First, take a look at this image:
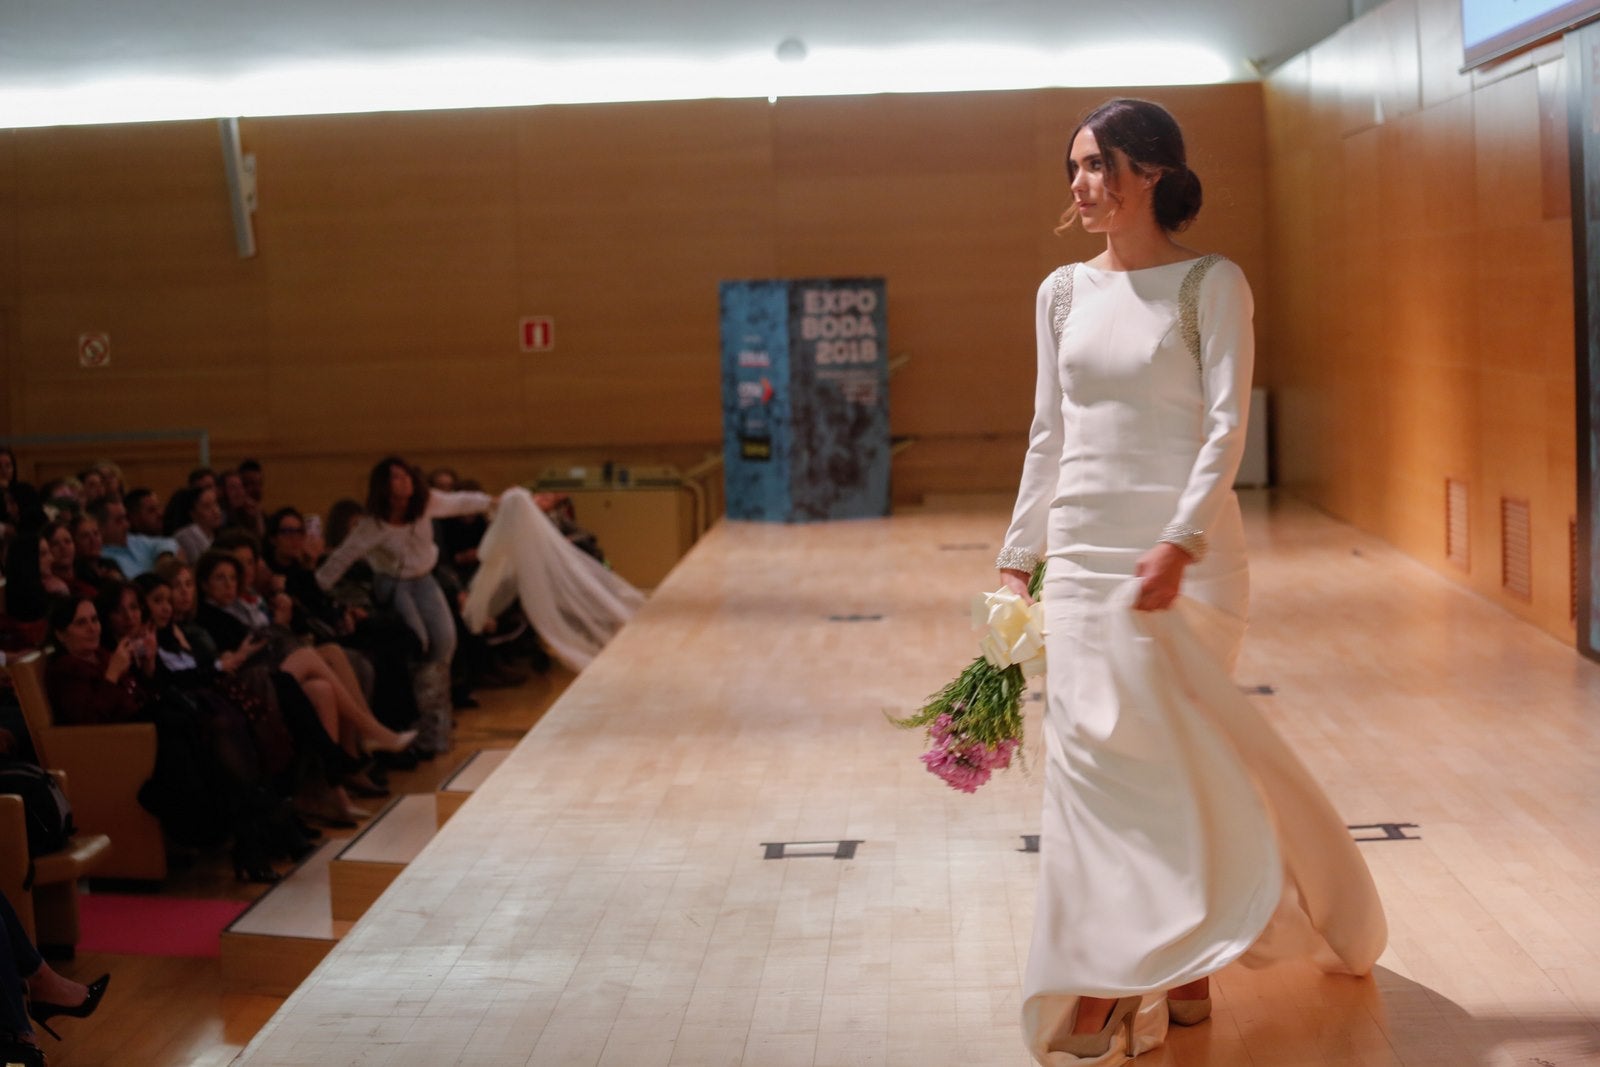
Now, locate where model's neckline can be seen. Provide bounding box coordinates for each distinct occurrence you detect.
[1077,255,1209,275]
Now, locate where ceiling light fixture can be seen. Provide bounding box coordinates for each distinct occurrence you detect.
[0,42,1234,129]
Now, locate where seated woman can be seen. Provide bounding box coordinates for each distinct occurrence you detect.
[192,553,413,793]
[52,588,312,883]
[316,457,496,756]
[41,521,92,600]
[171,485,225,564]
[264,508,420,742]
[0,890,106,1064]
[1,530,57,653]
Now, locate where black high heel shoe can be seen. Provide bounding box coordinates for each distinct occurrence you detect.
[28,973,109,1040]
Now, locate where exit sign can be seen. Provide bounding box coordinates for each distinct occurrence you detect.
[519,316,554,352]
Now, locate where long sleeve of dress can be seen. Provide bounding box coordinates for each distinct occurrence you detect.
[999,273,1065,572]
[1168,260,1255,538]
[314,519,384,591]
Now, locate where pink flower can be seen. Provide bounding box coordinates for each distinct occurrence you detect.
[920,725,1017,793]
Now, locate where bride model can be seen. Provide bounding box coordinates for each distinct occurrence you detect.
[998,99,1387,1063]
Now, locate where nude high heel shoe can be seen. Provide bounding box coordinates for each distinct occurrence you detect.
[1050,995,1142,1059]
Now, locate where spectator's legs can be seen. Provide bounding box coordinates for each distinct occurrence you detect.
[0,893,38,1038]
[390,575,457,755]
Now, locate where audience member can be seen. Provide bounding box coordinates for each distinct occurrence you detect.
[0,890,105,1062]
[316,457,495,756]
[123,488,165,537]
[172,485,225,563]
[93,497,179,579]
[69,513,120,588]
[220,469,264,538]
[43,520,94,599]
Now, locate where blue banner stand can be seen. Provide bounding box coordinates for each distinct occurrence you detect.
[719,278,890,522]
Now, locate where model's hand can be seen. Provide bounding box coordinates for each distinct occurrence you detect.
[1134,542,1191,611]
[998,568,1034,605]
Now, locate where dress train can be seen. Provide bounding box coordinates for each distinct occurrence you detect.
[461,487,645,671]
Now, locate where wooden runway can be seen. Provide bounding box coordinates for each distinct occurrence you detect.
[232,492,1600,1067]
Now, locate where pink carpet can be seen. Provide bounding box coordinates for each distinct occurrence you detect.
[77,893,249,958]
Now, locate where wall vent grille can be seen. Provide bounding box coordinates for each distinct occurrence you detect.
[1445,479,1470,570]
[1501,497,1532,602]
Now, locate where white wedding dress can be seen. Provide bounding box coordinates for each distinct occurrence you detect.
[461,487,645,672]
[1000,257,1387,1063]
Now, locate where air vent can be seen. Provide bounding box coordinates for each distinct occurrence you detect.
[1445,479,1470,570]
[1501,497,1531,601]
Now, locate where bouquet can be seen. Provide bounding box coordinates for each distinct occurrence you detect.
[891,562,1046,792]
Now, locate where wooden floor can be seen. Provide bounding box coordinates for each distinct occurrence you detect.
[50,491,1600,1065]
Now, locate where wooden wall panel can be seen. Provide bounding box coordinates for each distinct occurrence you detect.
[513,99,779,448]
[0,84,1265,517]
[1265,0,1577,639]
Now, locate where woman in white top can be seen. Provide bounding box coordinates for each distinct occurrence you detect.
[316,457,492,755]
[999,99,1386,1063]
[172,485,225,564]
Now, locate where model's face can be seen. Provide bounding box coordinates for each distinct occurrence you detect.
[194,488,223,530]
[74,517,102,558]
[1068,127,1154,235]
[145,585,173,629]
[102,502,130,545]
[59,602,100,657]
[109,588,142,638]
[48,526,75,567]
[389,465,414,504]
[204,563,238,606]
[132,493,164,535]
[170,569,196,617]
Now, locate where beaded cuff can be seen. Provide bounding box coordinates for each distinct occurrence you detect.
[995,546,1041,573]
[1158,523,1208,563]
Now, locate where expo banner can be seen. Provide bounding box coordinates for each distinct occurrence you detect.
[719,277,890,522]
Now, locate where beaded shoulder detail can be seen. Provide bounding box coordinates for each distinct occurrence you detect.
[1178,253,1225,372]
[1049,263,1076,347]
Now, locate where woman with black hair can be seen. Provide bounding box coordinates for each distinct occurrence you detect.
[316,457,494,755]
[999,99,1386,1062]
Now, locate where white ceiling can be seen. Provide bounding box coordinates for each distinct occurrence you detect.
[0,0,1359,121]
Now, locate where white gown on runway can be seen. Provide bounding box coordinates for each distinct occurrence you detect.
[1000,257,1387,1063]
[462,487,645,672]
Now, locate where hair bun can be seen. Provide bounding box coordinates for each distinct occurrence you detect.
[1154,166,1203,232]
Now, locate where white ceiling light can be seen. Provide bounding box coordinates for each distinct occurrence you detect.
[0,41,1235,129]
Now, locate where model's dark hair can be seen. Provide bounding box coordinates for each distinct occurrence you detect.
[365,456,426,523]
[1061,98,1203,233]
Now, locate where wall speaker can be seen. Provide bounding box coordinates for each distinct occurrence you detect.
[218,117,257,259]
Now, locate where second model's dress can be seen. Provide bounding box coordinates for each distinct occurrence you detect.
[1000,256,1387,1064]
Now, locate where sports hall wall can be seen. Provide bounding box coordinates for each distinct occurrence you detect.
[0,84,1266,520]
[1263,0,1575,640]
